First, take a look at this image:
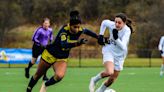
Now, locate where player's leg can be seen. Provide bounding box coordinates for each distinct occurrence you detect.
[95,61,115,92]
[39,47,49,81]
[46,60,67,86]
[89,61,114,92]
[25,57,37,78]
[96,70,120,92]
[26,58,51,92]
[40,60,67,92]
[43,70,49,80]
[89,52,114,92]
[160,56,164,76]
[25,44,41,78]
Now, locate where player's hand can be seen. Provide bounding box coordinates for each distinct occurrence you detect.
[98,35,105,45]
[77,38,88,46]
[160,50,163,54]
[112,29,118,40]
[104,37,110,43]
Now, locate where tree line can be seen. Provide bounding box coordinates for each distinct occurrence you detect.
[0,0,164,57]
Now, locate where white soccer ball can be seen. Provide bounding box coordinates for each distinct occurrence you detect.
[104,89,116,92]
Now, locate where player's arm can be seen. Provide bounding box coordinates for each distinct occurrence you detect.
[83,28,98,39]
[98,20,114,45]
[158,37,164,51]
[60,33,87,49]
[114,29,131,51]
[158,37,164,54]
[32,29,41,44]
[49,30,54,43]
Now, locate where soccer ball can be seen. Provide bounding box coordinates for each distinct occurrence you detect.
[104,89,116,92]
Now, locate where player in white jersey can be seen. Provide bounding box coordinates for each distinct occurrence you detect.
[158,36,164,77]
[89,13,133,92]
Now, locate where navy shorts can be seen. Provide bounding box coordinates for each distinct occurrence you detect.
[32,43,45,58]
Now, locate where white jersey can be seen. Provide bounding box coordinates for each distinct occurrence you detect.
[158,36,164,51]
[100,20,131,61]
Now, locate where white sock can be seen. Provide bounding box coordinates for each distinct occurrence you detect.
[96,83,107,92]
[161,64,164,71]
[92,73,102,83]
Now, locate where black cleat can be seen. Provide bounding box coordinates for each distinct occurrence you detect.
[43,76,49,81]
[26,87,31,92]
[25,68,30,78]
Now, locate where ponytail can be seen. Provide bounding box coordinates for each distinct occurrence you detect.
[126,18,134,34]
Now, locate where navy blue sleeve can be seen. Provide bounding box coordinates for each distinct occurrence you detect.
[83,28,98,39]
[60,33,78,49]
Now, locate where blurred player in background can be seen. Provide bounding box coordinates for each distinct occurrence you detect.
[89,13,133,92]
[158,36,164,77]
[26,10,98,92]
[25,17,53,80]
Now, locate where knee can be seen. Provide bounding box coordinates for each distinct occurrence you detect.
[33,73,42,80]
[33,74,40,80]
[55,73,65,81]
[31,60,36,64]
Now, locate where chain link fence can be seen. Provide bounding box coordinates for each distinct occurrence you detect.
[68,47,162,67]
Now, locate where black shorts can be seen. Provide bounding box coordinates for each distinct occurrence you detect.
[32,43,45,58]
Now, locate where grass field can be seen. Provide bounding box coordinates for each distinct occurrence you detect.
[0,58,162,68]
[0,67,163,92]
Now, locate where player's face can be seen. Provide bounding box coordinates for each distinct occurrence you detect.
[43,20,50,30]
[70,24,81,34]
[115,17,125,30]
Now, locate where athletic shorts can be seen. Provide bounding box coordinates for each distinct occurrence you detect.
[102,51,124,71]
[41,49,67,64]
[32,43,45,58]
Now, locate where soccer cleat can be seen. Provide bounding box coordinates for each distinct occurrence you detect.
[95,87,101,92]
[26,87,31,92]
[160,71,163,77]
[25,68,30,78]
[89,77,96,92]
[104,89,116,92]
[43,76,49,81]
[40,82,47,92]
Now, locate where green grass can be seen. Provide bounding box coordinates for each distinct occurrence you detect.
[0,67,163,92]
[67,58,162,67]
[0,58,162,68]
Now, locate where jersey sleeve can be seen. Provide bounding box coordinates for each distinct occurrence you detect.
[83,28,98,39]
[99,20,114,35]
[32,28,41,44]
[49,30,53,42]
[158,37,164,51]
[60,32,77,49]
[115,29,131,51]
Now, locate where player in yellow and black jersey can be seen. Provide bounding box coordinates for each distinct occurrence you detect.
[26,10,98,92]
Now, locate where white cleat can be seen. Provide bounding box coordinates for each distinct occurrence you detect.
[89,77,96,92]
[104,89,116,92]
[39,82,47,92]
[95,87,103,92]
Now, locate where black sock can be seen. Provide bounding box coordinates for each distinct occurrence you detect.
[45,76,61,87]
[27,62,33,69]
[43,71,47,77]
[27,76,38,91]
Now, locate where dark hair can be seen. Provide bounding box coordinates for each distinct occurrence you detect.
[70,10,81,25]
[115,13,133,33]
[41,17,50,26]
